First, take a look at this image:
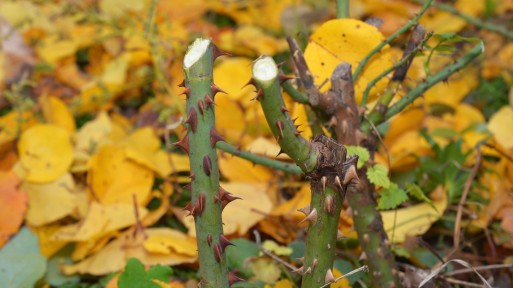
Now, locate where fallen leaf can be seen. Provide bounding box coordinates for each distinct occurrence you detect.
[18,124,74,183]
[488,106,513,150]
[0,171,27,248]
[40,95,76,134]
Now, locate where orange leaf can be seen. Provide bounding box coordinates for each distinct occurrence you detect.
[0,171,27,248]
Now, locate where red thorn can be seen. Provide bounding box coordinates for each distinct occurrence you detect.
[203,155,212,176]
[280,105,289,114]
[178,86,191,98]
[204,93,216,108]
[183,182,191,191]
[210,127,225,148]
[211,83,226,98]
[178,79,185,87]
[219,187,241,210]
[213,243,222,262]
[212,43,231,60]
[294,131,301,136]
[189,173,195,180]
[295,124,302,129]
[184,108,198,133]
[183,201,193,216]
[173,134,189,153]
[242,78,256,89]
[276,120,284,138]
[277,61,286,68]
[219,234,235,253]
[197,193,206,216]
[198,100,205,114]
[251,87,263,101]
[276,135,281,141]
[279,74,296,85]
[214,195,220,203]
[228,271,244,286]
[207,234,213,247]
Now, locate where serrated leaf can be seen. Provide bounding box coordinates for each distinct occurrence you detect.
[405,183,438,212]
[0,227,47,288]
[378,183,408,210]
[346,145,370,168]
[367,164,390,188]
[118,258,172,288]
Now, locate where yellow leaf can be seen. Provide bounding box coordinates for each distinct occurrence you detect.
[381,185,447,243]
[101,53,130,85]
[488,106,513,150]
[99,0,145,17]
[31,224,68,258]
[0,110,35,156]
[213,57,256,103]
[234,26,288,56]
[304,19,392,103]
[51,202,147,242]
[116,127,172,177]
[142,228,197,256]
[262,240,293,256]
[250,258,281,284]
[87,145,154,205]
[23,172,76,226]
[40,95,76,134]
[245,137,290,160]
[331,268,352,288]
[271,183,311,222]
[18,124,73,183]
[72,231,120,261]
[219,153,274,182]
[36,34,78,64]
[265,279,294,288]
[423,70,479,108]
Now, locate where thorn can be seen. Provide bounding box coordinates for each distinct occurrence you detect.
[173,134,189,153]
[213,243,222,262]
[178,79,185,87]
[321,176,327,193]
[312,258,318,269]
[276,120,284,138]
[279,74,295,85]
[222,194,241,210]
[296,256,305,263]
[294,131,302,136]
[183,182,191,191]
[196,193,206,216]
[324,195,334,214]
[280,105,289,114]
[295,124,302,130]
[343,165,359,185]
[276,135,281,141]
[325,269,336,284]
[203,155,212,176]
[204,93,215,108]
[293,266,304,275]
[335,176,343,190]
[212,43,231,60]
[305,267,312,274]
[178,86,191,98]
[228,271,243,286]
[299,208,317,225]
[183,201,192,216]
[276,148,285,157]
[211,83,227,98]
[359,252,367,261]
[277,61,286,68]
[189,173,195,180]
[298,204,311,216]
[251,87,264,101]
[207,234,212,247]
[363,233,370,244]
[242,78,256,89]
[184,107,198,133]
[219,234,235,253]
[219,186,230,200]
[210,127,225,148]
[198,100,204,114]
[327,243,331,249]
[337,230,347,239]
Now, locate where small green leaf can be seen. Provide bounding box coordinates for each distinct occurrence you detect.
[367,164,390,189]
[346,145,370,168]
[226,238,260,277]
[0,227,47,288]
[392,246,411,258]
[378,183,408,210]
[405,183,438,212]
[118,258,172,288]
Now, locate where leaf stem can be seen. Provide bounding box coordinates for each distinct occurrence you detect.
[352,0,432,82]
[336,0,350,19]
[282,80,309,104]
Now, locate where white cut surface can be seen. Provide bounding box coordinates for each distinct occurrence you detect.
[184,38,211,68]
[253,56,277,81]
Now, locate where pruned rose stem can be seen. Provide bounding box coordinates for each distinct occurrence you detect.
[179,38,235,287]
[252,56,358,288]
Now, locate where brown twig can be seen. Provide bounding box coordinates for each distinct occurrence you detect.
[445,263,513,276]
[363,114,391,172]
[454,145,482,249]
[253,230,298,272]
[483,143,513,163]
[319,265,369,288]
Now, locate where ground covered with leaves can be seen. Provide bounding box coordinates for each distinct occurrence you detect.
[0,0,513,287]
